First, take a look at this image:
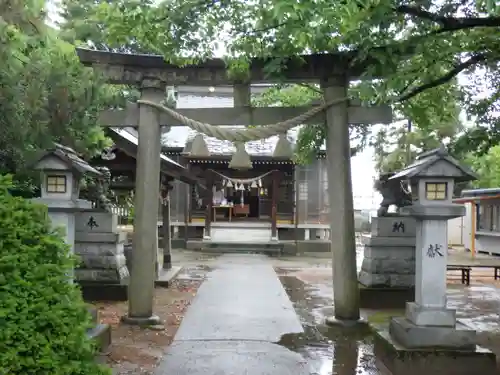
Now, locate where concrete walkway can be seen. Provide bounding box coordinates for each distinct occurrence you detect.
[155,254,309,375]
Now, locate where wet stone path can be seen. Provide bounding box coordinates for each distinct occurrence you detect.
[154,254,310,375]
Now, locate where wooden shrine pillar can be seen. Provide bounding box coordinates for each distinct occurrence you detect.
[184,162,191,244]
[204,171,213,240]
[271,171,280,241]
[294,172,300,244]
[124,79,164,326]
[321,76,360,322]
[184,185,190,243]
[161,177,174,269]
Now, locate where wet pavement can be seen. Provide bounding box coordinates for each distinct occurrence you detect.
[449,284,500,332]
[278,266,500,374]
[165,251,385,374]
[278,275,381,375]
[174,254,303,342]
[155,254,309,375]
[168,248,500,374]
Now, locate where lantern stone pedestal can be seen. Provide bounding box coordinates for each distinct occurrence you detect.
[358,216,416,308]
[75,211,130,301]
[372,146,496,375]
[32,144,112,352]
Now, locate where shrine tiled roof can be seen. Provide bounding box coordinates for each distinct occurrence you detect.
[164,94,301,155]
[183,128,298,156]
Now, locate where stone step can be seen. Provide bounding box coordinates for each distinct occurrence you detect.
[210,227,273,242]
[186,240,283,254]
[87,323,111,353]
[86,306,112,354]
[156,266,183,288]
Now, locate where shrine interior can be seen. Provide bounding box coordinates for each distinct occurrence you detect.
[187,158,295,223]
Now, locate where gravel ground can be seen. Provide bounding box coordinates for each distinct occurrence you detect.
[93,267,208,375]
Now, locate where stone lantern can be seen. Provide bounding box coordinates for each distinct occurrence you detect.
[33,144,101,256]
[373,145,496,375]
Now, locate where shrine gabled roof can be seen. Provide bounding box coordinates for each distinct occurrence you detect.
[107,128,205,187]
[109,128,183,168]
[390,145,478,182]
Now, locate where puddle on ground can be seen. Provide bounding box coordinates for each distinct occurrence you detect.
[447,284,500,332]
[279,275,382,375]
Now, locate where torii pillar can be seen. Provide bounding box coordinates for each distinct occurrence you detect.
[161,177,174,269]
[122,79,164,325]
[322,76,360,323]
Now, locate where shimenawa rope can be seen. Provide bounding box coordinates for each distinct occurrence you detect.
[137,97,348,142]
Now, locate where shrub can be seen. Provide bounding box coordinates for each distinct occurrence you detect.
[0,175,111,375]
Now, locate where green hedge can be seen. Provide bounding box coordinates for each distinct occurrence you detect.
[0,175,110,375]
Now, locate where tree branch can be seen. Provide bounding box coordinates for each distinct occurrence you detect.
[396,5,500,30]
[398,54,487,102]
[297,82,322,94]
[154,0,223,23]
[244,22,290,36]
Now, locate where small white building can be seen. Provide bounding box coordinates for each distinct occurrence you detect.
[451,188,500,255]
[447,211,468,247]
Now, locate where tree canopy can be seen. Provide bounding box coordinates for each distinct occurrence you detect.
[0,0,127,191]
[58,0,499,169]
[465,145,500,188]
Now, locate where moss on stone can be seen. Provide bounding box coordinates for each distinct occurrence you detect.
[367,310,404,324]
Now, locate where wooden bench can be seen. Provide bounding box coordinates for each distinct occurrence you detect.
[447,264,500,286]
[447,265,471,286]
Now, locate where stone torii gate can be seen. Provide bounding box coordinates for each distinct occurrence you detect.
[77,48,392,325]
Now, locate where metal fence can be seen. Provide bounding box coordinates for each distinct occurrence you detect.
[111,205,133,225]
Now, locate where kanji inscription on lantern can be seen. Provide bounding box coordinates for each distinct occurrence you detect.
[392,221,405,233]
[426,244,444,258]
[87,216,99,230]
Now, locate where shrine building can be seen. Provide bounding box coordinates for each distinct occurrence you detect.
[93,85,331,249]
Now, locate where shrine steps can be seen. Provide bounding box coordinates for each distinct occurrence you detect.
[185,226,283,254]
[186,240,283,255]
[210,226,273,242]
